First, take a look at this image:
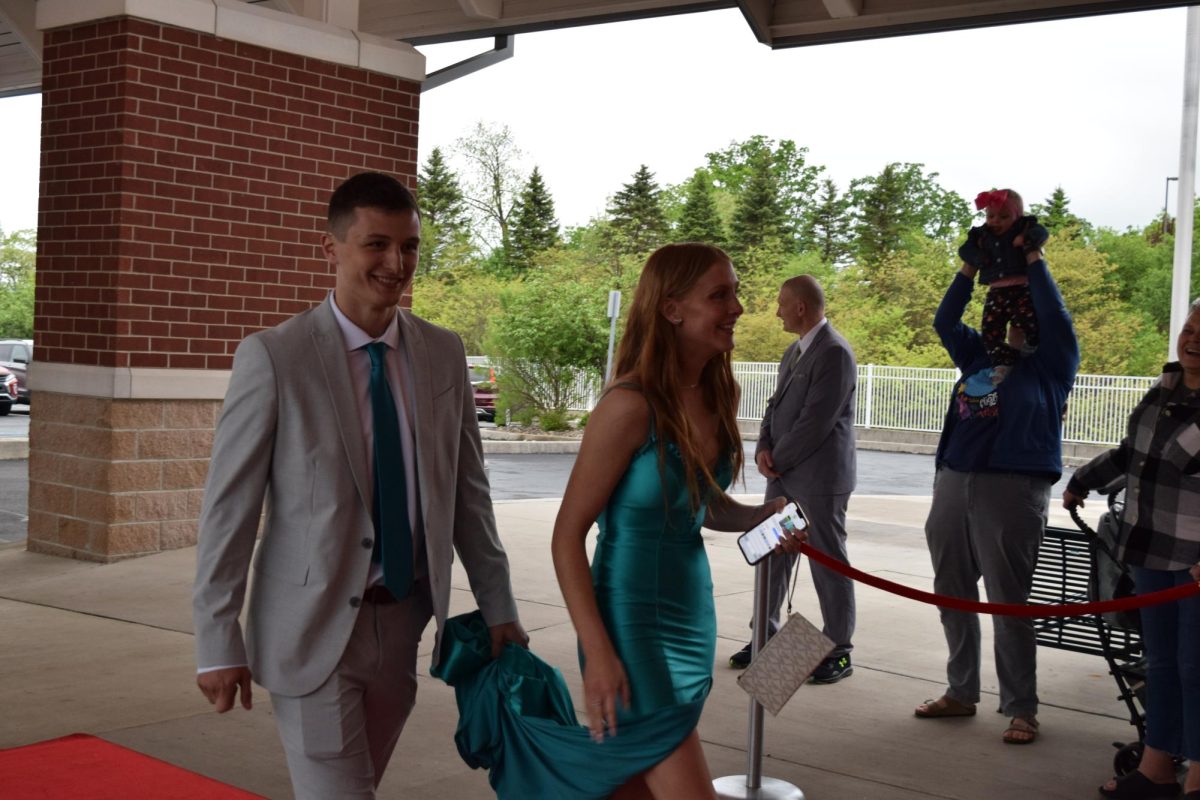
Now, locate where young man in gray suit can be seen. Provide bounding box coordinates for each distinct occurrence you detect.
[729,275,858,683]
[192,172,526,799]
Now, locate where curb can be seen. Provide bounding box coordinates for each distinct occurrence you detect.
[482,440,581,454]
[0,439,28,460]
[0,435,581,458]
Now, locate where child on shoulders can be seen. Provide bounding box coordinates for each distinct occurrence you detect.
[958,188,1049,384]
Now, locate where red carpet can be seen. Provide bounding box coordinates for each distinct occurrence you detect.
[0,734,266,799]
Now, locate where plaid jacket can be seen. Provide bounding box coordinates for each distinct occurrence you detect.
[1067,363,1200,571]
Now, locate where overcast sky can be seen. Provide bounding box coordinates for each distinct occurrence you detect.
[0,6,1195,235]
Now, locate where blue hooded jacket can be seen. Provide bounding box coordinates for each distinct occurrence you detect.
[933,259,1080,479]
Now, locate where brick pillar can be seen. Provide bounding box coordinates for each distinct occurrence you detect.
[29,3,424,561]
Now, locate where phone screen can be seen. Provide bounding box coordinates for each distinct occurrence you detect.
[738,522,783,565]
[737,502,806,565]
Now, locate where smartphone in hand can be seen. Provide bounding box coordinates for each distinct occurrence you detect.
[737,502,807,565]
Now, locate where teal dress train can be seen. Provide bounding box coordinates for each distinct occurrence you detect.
[434,434,733,799]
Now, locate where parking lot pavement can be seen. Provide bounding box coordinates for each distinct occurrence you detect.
[0,404,30,437]
[0,459,28,545]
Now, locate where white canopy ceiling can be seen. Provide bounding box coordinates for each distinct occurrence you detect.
[0,0,1192,96]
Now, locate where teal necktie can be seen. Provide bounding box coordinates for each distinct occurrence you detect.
[365,342,413,600]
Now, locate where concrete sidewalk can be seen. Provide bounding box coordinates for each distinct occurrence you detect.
[0,495,1131,799]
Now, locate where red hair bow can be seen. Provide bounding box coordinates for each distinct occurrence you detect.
[974,190,1009,211]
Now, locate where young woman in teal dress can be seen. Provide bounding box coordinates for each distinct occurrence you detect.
[552,243,804,799]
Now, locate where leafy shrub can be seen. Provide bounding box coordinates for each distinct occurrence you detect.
[539,408,571,432]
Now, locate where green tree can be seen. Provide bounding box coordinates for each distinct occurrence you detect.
[848,163,971,264]
[704,136,823,252]
[562,219,646,281]
[1030,186,1089,239]
[1094,225,1174,332]
[486,263,611,413]
[832,236,965,367]
[675,170,725,247]
[1045,234,1150,375]
[509,166,560,273]
[0,228,35,338]
[799,177,852,265]
[411,270,505,355]
[729,149,788,262]
[416,147,472,275]
[606,165,669,257]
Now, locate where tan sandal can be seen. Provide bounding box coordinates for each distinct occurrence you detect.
[914,695,977,718]
[1002,715,1039,744]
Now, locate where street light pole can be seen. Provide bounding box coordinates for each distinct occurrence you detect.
[1164,176,1178,235]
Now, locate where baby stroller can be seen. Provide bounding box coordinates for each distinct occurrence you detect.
[1030,479,1146,776]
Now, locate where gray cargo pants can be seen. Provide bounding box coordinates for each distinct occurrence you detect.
[924,467,1051,717]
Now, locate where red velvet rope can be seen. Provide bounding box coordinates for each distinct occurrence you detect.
[798,543,1200,617]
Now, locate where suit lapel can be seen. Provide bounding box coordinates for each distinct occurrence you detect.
[311,299,372,512]
[775,340,800,389]
[775,324,830,400]
[397,311,434,526]
[795,324,828,367]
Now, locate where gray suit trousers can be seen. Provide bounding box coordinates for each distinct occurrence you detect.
[271,580,434,800]
[924,468,1050,717]
[764,487,855,657]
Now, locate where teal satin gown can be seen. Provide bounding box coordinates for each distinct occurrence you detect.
[434,434,732,799]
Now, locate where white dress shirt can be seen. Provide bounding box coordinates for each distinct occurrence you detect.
[794,317,828,363]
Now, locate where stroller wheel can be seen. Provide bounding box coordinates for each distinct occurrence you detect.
[1112,741,1144,776]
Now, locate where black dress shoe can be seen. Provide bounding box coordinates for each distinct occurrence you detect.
[729,642,753,669]
[810,654,853,684]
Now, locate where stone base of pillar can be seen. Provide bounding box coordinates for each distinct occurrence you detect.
[26,393,219,562]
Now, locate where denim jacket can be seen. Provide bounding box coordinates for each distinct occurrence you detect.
[959,216,1044,285]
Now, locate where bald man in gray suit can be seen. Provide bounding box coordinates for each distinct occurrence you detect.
[193,173,525,799]
[730,275,857,683]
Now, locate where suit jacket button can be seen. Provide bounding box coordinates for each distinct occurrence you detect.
[361,538,373,549]
[349,596,362,608]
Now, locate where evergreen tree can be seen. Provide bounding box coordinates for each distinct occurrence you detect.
[800,178,852,265]
[509,166,560,273]
[848,162,970,264]
[851,164,906,264]
[729,149,787,258]
[704,136,822,253]
[416,147,470,275]
[675,170,725,247]
[419,147,465,227]
[607,165,668,256]
[1030,186,1088,238]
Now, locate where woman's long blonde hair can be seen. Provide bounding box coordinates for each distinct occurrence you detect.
[611,243,743,511]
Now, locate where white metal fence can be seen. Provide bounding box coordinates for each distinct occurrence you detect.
[467,357,1155,447]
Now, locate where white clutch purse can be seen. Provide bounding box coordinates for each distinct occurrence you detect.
[736,613,835,716]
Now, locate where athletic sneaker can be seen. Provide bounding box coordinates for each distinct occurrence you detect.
[810,654,853,684]
[729,642,753,669]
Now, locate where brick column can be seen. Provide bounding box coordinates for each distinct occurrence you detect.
[29,1,424,561]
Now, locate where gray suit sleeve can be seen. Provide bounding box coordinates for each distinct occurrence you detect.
[449,349,519,628]
[767,342,856,475]
[192,335,278,669]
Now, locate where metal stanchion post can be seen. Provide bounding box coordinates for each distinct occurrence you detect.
[713,557,804,800]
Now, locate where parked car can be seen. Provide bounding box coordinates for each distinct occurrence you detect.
[0,365,17,416]
[0,339,32,405]
[473,381,497,423]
